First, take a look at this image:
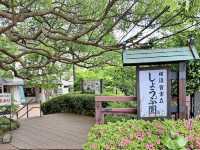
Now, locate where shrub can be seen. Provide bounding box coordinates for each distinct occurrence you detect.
[84,119,200,150]
[41,93,97,116]
[0,117,19,136]
[107,101,136,108]
[105,115,134,123]
[0,104,19,113]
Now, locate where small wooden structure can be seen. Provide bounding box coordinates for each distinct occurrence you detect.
[95,44,199,124]
[95,96,136,124]
[123,45,199,119]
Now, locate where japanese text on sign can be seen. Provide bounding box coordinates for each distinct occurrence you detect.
[0,93,11,106]
[139,69,168,118]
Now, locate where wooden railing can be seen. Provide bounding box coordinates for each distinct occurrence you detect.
[95,96,137,124]
[95,96,191,124]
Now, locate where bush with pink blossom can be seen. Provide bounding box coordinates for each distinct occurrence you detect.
[84,119,200,150]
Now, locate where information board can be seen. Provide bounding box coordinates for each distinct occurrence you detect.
[0,93,11,106]
[138,68,168,118]
[82,80,102,94]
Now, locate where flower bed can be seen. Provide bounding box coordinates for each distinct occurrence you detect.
[84,119,200,150]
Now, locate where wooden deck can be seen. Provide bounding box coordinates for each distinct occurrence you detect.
[10,113,95,149]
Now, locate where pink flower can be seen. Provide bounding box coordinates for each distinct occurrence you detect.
[90,143,97,149]
[186,135,194,142]
[195,138,200,149]
[146,131,152,137]
[157,128,164,135]
[105,144,110,150]
[145,143,155,150]
[120,138,131,146]
[185,119,193,130]
[175,131,180,136]
[156,140,161,145]
[135,131,145,141]
[155,123,164,135]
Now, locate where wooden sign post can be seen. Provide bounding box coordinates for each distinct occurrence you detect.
[123,44,199,119]
[178,62,187,119]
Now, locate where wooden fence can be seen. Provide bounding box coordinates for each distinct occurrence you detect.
[95,96,191,124]
[95,96,137,124]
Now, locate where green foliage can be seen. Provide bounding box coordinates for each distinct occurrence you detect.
[75,66,136,96]
[155,30,200,95]
[107,101,136,109]
[0,117,19,136]
[111,66,136,95]
[187,60,200,94]
[105,115,134,124]
[41,93,100,116]
[105,101,136,123]
[163,135,187,150]
[84,119,200,150]
[0,104,19,114]
[1,0,200,82]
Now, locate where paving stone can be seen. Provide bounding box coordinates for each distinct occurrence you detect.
[0,144,17,150]
[11,113,94,149]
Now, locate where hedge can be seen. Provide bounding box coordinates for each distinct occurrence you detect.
[41,93,98,116]
[84,119,200,150]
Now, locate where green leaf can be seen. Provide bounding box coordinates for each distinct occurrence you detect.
[163,136,176,149]
[176,136,187,148]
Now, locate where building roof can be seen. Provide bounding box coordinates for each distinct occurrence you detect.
[0,78,24,86]
[123,46,199,66]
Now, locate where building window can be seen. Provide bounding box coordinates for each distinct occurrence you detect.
[64,85,69,88]
[0,86,2,93]
[24,88,36,97]
[39,88,42,93]
[3,85,10,93]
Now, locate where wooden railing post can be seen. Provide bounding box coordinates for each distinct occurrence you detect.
[95,101,104,124]
[27,104,29,118]
[179,62,187,119]
[40,100,42,117]
[186,95,191,119]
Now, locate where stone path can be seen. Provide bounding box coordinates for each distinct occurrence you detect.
[10,113,95,149]
[0,144,17,150]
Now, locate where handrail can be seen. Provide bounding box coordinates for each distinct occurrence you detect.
[16,99,35,114]
[16,100,41,119]
[95,96,137,102]
[18,106,41,119]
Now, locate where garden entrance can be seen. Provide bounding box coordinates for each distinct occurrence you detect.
[96,44,199,124]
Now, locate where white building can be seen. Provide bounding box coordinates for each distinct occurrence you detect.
[0,77,73,104]
[0,78,25,104]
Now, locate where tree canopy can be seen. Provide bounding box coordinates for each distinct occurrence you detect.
[0,0,200,79]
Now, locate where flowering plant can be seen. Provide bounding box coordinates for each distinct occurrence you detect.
[84,119,200,150]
